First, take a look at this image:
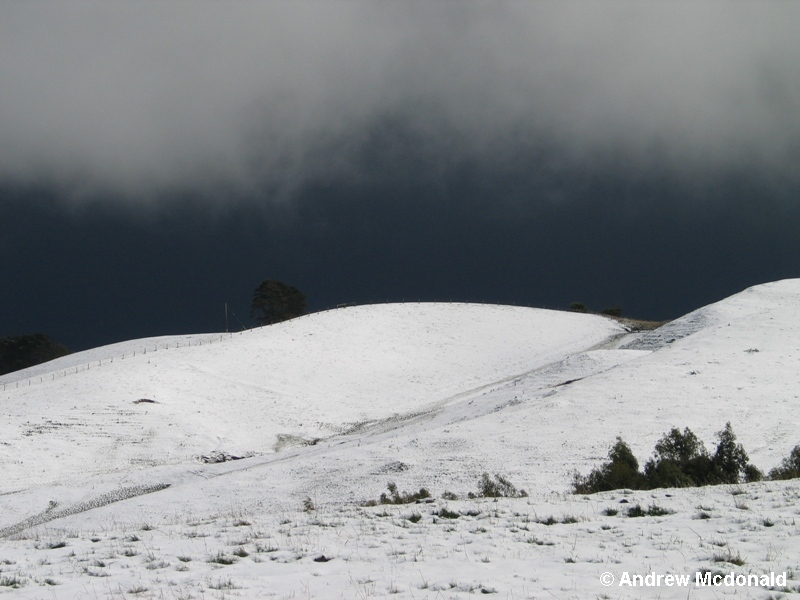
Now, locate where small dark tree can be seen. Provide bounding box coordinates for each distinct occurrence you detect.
[569,302,589,313]
[769,445,800,480]
[0,333,71,376]
[644,427,712,488]
[250,280,308,325]
[573,438,644,494]
[476,473,527,498]
[711,422,756,484]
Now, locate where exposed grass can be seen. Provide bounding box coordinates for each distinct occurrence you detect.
[0,576,25,588]
[712,550,746,566]
[208,576,239,590]
[207,551,237,565]
[127,585,149,594]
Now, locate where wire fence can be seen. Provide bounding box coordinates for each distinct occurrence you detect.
[0,331,248,392]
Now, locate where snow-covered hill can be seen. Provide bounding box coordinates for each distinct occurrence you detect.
[1,281,799,599]
[0,303,623,492]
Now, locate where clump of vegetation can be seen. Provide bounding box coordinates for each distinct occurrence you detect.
[0,576,25,588]
[207,551,237,565]
[0,333,70,376]
[712,549,746,566]
[569,302,590,313]
[643,427,712,488]
[435,507,460,519]
[470,473,528,498]
[573,423,763,494]
[363,482,431,506]
[573,438,644,494]
[711,423,762,484]
[627,504,672,517]
[769,445,800,480]
[37,540,67,550]
[536,515,580,525]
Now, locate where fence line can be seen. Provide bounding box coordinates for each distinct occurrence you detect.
[1,331,248,392]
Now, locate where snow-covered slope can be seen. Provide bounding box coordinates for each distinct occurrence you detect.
[1,281,800,599]
[0,303,623,492]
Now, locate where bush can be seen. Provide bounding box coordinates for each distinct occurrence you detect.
[574,424,763,494]
[627,504,672,518]
[0,333,70,376]
[569,302,589,313]
[476,473,528,498]
[573,438,644,494]
[769,445,800,480]
[769,445,800,479]
[711,422,752,484]
[363,482,431,506]
[644,427,712,488]
[436,507,460,519]
[601,307,622,317]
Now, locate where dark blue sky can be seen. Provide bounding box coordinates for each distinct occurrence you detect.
[3,162,797,351]
[1,3,798,351]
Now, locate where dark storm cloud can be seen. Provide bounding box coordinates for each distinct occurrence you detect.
[1,1,798,205]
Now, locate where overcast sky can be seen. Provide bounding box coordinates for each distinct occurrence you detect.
[2,2,799,351]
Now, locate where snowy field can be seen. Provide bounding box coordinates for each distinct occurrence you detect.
[1,280,799,598]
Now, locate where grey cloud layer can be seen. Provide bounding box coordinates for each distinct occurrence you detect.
[1,1,798,203]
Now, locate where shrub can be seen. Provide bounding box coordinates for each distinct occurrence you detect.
[644,427,711,488]
[573,438,644,494]
[627,504,646,518]
[627,504,672,518]
[363,482,431,506]
[769,445,800,480]
[743,464,763,482]
[0,333,70,376]
[574,424,762,494]
[476,473,527,498]
[436,507,460,519]
[601,307,622,317]
[711,422,752,484]
[569,302,589,313]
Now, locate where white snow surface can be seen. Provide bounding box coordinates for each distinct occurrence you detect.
[1,281,799,599]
